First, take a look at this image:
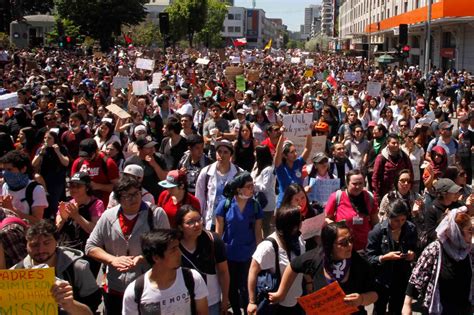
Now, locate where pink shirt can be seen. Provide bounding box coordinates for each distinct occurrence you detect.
[325,190,378,251]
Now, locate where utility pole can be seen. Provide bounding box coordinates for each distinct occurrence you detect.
[424,0,432,78]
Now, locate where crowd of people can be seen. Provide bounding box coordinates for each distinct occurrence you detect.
[0,44,473,315]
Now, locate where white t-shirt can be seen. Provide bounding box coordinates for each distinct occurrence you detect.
[177,102,193,116]
[122,268,208,315]
[252,233,305,307]
[2,181,48,215]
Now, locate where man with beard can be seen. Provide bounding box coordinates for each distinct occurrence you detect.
[13,220,101,315]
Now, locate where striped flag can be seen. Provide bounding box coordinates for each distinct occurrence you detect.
[233,38,247,47]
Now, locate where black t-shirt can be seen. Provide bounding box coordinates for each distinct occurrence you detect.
[180,232,226,279]
[40,145,69,180]
[124,154,167,199]
[291,248,376,314]
[159,136,189,170]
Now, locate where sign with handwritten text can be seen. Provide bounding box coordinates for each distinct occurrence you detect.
[282,113,313,138]
[298,281,358,315]
[309,178,340,204]
[0,268,58,315]
[0,92,18,109]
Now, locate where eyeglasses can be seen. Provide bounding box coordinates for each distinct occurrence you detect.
[336,237,353,247]
[120,191,141,201]
[184,217,203,227]
[399,179,412,184]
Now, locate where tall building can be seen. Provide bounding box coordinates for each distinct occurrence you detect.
[338,0,474,72]
[321,0,335,37]
[303,5,322,38]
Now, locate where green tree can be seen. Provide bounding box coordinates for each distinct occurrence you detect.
[54,0,148,51]
[46,17,81,45]
[167,0,208,48]
[195,0,226,48]
[122,22,162,47]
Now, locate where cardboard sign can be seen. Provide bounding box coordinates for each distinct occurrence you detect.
[247,70,259,82]
[298,281,358,315]
[195,58,210,65]
[225,66,244,80]
[291,57,301,64]
[367,81,382,97]
[217,48,226,61]
[305,59,314,67]
[309,178,340,204]
[151,72,162,89]
[106,104,131,119]
[0,92,18,109]
[0,268,58,315]
[132,81,148,96]
[112,76,129,89]
[236,75,246,92]
[135,58,155,71]
[343,71,362,82]
[300,213,326,239]
[282,113,313,138]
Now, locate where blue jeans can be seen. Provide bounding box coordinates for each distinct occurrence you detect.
[209,302,221,315]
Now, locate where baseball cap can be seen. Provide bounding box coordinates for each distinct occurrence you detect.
[79,138,98,157]
[438,121,454,130]
[278,101,289,109]
[236,109,246,115]
[434,178,462,194]
[122,164,144,178]
[136,135,157,149]
[313,152,329,164]
[70,172,91,185]
[215,139,234,152]
[159,170,187,188]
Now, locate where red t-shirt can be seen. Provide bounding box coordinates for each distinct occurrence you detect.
[261,137,276,156]
[157,190,201,228]
[71,152,119,205]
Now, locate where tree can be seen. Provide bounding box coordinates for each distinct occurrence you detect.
[306,34,330,52]
[195,0,227,48]
[0,0,54,33]
[46,17,81,46]
[54,0,148,51]
[122,22,162,47]
[167,0,208,48]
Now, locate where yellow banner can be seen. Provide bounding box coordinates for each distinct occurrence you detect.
[0,267,58,315]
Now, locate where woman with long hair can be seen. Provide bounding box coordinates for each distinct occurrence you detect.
[233,121,257,172]
[248,206,305,315]
[456,97,470,118]
[251,145,276,237]
[251,109,269,144]
[269,221,378,314]
[443,165,472,202]
[94,120,121,152]
[176,205,230,315]
[401,130,425,193]
[364,123,388,190]
[378,107,397,133]
[16,127,40,161]
[104,141,125,172]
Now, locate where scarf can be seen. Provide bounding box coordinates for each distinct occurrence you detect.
[324,257,352,283]
[3,171,30,191]
[436,206,471,261]
[373,136,385,155]
[430,145,447,178]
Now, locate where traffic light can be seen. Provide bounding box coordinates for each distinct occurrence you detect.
[66,36,71,43]
[401,45,410,58]
[58,36,65,48]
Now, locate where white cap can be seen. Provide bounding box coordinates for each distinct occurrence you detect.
[122,164,144,178]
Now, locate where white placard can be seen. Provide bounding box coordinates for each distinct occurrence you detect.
[231,56,241,64]
[0,92,18,109]
[291,57,301,64]
[309,178,341,205]
[151,73,162,89]
[367,81,382,97]
[343,71,362,82]
[300,213,326,239]
[282,113,313,138]
[113,76,129,89]
[451,118,459,130]
[316,72,324,81]
[305,59,314,67]
[195,58,210,65]
[135,58,155,71]
[132,81,148,95]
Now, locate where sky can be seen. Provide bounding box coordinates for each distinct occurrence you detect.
[234,0,321,32]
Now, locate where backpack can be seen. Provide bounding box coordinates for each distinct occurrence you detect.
[20,181,42,214]
[222,197,260,217]
[76,154,109,177]
[256,237,280,314]
[134,267,196,315]
[335,189,374,216]
[146,204,159,231]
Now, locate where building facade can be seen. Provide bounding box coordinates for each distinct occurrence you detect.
[303,5,322,39]
[339,0,474,72]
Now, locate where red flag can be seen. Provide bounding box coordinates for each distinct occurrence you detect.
[326,75,338,89]
[123,32,133,44]
[233,38,247,47]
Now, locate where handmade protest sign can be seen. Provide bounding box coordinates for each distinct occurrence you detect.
[135,58,155,71]
[195,58,210,65]
[113,76,129,89]
[367,81,382,97]
[308,178,340,204]
[343,71,362,82]
[282,113,313,138]
[231,56,241,64]
[291,57,301,64]
[0,92,18,109]
[300,213,326,239]
[287,135,326,156]
[0,267,58,315]
[304,69,314,78]
[305,59,314,67]
[298,281,358,315]
[150,73,162,89]
[132,81,148,96]
[225,66,244,81]
[107,104,131,119]
[236,75,246,92]
[203,90,213,98]
[247,70,259,82]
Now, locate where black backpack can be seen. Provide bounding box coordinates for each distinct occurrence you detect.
[20,181,42,214]
[134,267,196,315]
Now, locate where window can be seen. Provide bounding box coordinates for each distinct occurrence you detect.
[415,0,420,8]
[235,26,241,32]
[228,26,234,32]
[404,2,408,12]
[235,14,241,20]
[387,9,390,18]
[228,14,234,20]
[395,5,398,15]
[222,26,225,32]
